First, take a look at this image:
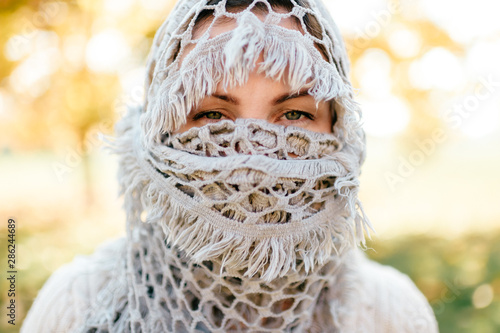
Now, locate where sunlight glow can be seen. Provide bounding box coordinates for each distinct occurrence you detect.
[409,47,464,91]
[472,284,494,309]
[4,30,59,62]
[421,0,500,43]
[139,0,172,11]
[361,95,410,137]
[460,103,500,139]
[354,48,392,98]
[325,0,393,35]
[388,27,422,58]
[466,41,500,77]
[0,90,5,115]
[104,0,135,14]
[63,34,87,71]
[5,35,33,61]
[85,29,131,73]
[0,89,16,120]
[9,47,61,97]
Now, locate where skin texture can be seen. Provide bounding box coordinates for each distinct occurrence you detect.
[175,11,333,134]
[175,68,333,133]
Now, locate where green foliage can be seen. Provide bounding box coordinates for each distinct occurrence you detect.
[366,232,500,333]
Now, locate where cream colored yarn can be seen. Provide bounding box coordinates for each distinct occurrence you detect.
[99,109,370,331]
[90,0,373,329]
[21,0,439,332]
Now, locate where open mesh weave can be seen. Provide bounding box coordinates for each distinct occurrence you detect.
[79,0,373,331]
[121,223,344,332]
[127,115,366,281]
[163,118,342,159]
[80,111,369,332]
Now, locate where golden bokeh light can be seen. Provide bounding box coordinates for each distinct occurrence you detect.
[1,0,499,332]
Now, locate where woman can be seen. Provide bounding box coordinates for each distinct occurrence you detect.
[22,0,438,331]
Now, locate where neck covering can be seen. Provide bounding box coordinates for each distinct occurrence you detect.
[84,0,373,331]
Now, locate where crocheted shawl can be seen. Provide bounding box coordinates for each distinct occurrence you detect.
[82,0,374,331]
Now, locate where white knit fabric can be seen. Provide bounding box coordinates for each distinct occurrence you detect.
[21,240,438,332]
[22,0,438,332]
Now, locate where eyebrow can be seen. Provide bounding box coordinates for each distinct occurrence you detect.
[274,89,311,104]
[211,89,312,105]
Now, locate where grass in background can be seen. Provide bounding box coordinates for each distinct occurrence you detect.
[367,232,500,333]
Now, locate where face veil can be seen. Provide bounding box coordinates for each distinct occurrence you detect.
[85,0,373,331]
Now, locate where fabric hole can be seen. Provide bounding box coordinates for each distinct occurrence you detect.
[170,265,182,288]
[194,321,211,332]
[314,177,335,190]
[203,301,224,328]
[261,316,284,329]
[202,261,214,272]
[222,207,247,223]
[284,280,307,295]
[174,320,189,333]
[193,265,214,289]
[147,285,155,298]
[165,278,175,298]
[268,276,289,289]
[234,302,259,324]
[244,191,273,213]
[184,288,201,311]
[293,298,312,315]
[307,201,325,214]
[245,292,272,307]
[287,133,310,156]
[155,273,163,285]
[271,297,295,314]
[201,182,231,201]
[262,210,291,224]
[212,285,236,308]
[224,318,249,331]
[175,183,196,197]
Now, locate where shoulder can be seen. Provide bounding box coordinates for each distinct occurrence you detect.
[21,237,126,333]
[337,251,439,333]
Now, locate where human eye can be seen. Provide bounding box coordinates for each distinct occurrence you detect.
[192,110,226,121]
[280,110,314,122]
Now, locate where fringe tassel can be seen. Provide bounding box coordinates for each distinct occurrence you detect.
[141,22,356,146]
[112,109,372,282]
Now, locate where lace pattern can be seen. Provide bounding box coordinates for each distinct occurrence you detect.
[164,119,342,160]
[122,223,343,332]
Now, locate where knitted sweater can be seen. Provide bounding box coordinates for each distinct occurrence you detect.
[22,238,438,332]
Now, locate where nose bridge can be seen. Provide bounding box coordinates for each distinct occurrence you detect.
[232,71,275,121]
[238,99,268,120]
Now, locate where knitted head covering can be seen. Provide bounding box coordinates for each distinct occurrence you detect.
[85,0,372,331]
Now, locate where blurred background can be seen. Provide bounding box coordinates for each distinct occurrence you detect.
[0,0,499,331]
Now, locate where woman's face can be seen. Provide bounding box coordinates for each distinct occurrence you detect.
[174,10,334,134]
[175,68,333,134]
